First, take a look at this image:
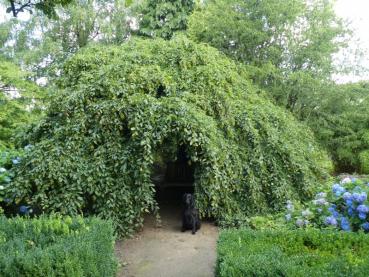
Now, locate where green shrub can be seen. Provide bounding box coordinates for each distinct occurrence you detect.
[359,150,369,174]
[12,37,330,236]
[217,228,369,277]
[0,215,117,277]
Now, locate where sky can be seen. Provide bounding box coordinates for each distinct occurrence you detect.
[0,0,369,82]
[334,0,369,82]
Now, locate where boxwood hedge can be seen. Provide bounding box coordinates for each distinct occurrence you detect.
[217,228,369,276]
[0,215,117,277]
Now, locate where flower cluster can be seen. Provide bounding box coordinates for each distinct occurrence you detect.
[285,177,369,232]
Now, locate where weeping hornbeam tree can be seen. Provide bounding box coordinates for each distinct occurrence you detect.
[12,37,331,236]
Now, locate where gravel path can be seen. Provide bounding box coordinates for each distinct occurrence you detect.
[115,203,218,277]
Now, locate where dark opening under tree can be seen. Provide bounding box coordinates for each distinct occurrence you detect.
[12,37,331,236]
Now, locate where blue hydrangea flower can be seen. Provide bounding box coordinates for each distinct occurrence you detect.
[359,192,367,203]
[359,213,367,220]
[352,192,367,203]
[347,207,354,216]
[286,200,294,211]
[313,198,327,206]
[343,192,352,200]
[325,216,337,226]
[316,192,326,198]
[332,184,345,196]
[296,219,304,227]
[361,222,369,231]
[341,177,351,184]
[340,217,351,231]
[317,208,323,213]
[12,157,20,165]
[328,206,340,218]
[19,205,29,214]
[301,209,312,217]
[357,204,369,214]
[24,144,32,151]
[345,199,354,207]
[285,214,291,221]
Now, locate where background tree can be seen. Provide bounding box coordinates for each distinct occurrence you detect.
[0,58,43,148]
[0,0,132,81]
[5,0,73,17]
[188,0,351,112]
[136,0,195,39]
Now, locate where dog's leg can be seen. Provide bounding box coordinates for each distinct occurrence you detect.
[196,220,201,231]
[192,221,197,234]
[181,215,186,232]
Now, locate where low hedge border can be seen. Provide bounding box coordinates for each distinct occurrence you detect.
[0,215,117,277]
[217,228,369,276]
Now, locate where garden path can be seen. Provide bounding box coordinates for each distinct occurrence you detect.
[115,203,218,277]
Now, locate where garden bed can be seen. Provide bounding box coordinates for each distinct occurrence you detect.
[0,215,117,277]
[217,228,369,276]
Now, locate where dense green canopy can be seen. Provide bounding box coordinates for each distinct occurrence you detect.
[12,37,331,235]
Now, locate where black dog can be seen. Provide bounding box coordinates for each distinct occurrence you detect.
[181,193,201,234]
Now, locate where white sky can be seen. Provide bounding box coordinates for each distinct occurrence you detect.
[1,0,369,82]
[334,0,369,82]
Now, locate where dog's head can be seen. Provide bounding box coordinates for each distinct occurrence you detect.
[183,193,194,207]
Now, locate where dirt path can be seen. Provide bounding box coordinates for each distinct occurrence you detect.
[115,204,218,277]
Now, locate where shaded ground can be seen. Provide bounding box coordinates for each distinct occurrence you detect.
[115,187,218,277]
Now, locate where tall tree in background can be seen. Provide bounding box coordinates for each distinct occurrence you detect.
[0,58,43,148]
[0,0,132,81]
[5,0,73,17]
[136,0,195,39]
[188,0,351,114]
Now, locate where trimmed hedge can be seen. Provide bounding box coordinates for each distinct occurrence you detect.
[0,215,117,277]
[217,228,369,276]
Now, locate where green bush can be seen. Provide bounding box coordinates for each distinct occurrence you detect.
[359,150,369,174]
[12,37,330,236]
[0,215,117,277]
[217,228,369,277]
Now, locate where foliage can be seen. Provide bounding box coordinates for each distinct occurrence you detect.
[4,0,73,18]
[187,0,361,134]
[307,82,369,173]
[217,228,369,276]
[0,58,44,148]
[0,215,117,277]
[0,147,35,216]
[218,213,285,230]
[285,177,369,232]
[136,0,195,39]
[10,37,330,236]
[1,0,133,81]
[188,0,348,77]
[359,151,369,174]
[187,0,369,174]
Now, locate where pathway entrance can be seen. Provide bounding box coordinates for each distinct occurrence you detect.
[115,194,218,277]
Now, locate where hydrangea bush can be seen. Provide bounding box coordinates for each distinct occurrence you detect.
[285,177,369,232]
[0,147,32,215]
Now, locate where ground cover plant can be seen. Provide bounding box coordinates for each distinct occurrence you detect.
[9,37,330,236]
[0,215,117,277]
[217,228,369,277]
